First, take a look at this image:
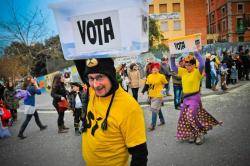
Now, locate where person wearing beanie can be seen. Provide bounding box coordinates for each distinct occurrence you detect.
[160,57,172,96]
[170,48,222,145]
[142,62,168,131]
[77,58,148,166]
[68,82,87,136]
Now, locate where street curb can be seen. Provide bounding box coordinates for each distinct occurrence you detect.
[138,82,246,105]
[36,82,248,111]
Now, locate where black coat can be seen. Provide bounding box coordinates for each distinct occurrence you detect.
[51,83,69,107]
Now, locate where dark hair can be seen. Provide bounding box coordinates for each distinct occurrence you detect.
[129,63,137,70]
[161,57,168,61]
[22,76,33,90]
[64,72,70,78]
[245,49,249,54]
[6,80,15,90]
[52,73,63,90]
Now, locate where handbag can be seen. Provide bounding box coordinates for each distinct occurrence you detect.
[58,99,69,112]
[1,107,12,121]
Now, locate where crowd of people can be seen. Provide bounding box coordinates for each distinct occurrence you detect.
[205,47,250,91]
[0,45,249,165]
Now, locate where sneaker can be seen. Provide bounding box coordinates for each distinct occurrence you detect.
[58,129,68,134]
[147,126,155,131]
[158,122,165,126]
[40,125,48,131]
[18,134,27,140]
[188,137,195,143]
[195,134,204,145]
[175,106,181,110]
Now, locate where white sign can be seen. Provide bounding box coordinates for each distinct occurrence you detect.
[168,34,201,54]
[49,0,149,60]
[72,10,121,54]
[149,13,180,20]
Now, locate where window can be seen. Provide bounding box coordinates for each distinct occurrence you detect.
[173,3,180,12]
[221,6,226,17]
[160,21,168,32]
[238,36,244,42]
[222,19,226,32]
[173,20,181,30]
[159,4,167,13]
[149,5,154,14]
[210,13,215,23]
[237,17,244,33]
[237,3,244,13]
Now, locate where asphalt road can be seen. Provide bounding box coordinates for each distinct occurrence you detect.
[1,82,250,166]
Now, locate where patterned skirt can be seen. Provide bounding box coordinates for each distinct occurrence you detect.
[176,93,221,140]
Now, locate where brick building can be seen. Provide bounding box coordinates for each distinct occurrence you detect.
[207,0,250,43]
[184,0,207,45]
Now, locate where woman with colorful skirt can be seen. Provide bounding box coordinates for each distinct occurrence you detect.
[142,63,168,131]
[170,51,222,145]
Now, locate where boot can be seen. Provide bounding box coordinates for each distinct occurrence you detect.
[212,86,218,91]
[147,125,155,132]
[58,126,68,134]
[40,125,48,131]
[63,124,69,130]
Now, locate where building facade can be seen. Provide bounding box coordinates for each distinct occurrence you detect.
[207,0,250,43]
[184,0,207,45]
[149,0,185,45]
[149,0,208,45]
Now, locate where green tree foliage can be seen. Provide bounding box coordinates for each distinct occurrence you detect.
[148,18,168,54]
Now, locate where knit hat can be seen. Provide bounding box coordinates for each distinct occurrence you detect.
[85,58,118,96]
[70,82,83,91]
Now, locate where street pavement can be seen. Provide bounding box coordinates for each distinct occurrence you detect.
[0,81,250,166]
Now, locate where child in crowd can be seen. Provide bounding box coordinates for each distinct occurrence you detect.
[0,106,11,138]
[68,82,87,136]
[220,63,228,91]
[3,80,19,124]
[230,62,238,84]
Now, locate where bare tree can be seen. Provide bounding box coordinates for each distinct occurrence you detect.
[0,0,48,46]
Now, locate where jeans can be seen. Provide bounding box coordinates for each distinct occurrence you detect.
[57,110,65,127]
[173,85,182,108]
[211,72,217,86]
[131,88,139,101]
[18,111,43,135]
[151,109,165,127]
[164,83,170,95]
[54,103,65,127]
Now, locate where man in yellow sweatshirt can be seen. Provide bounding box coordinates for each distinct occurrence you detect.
[76,58,148,166]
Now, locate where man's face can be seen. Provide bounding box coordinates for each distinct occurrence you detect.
[151,67,159,74]
[185,63,195,72]
[162,59,168,64]
[88,73,112,97]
